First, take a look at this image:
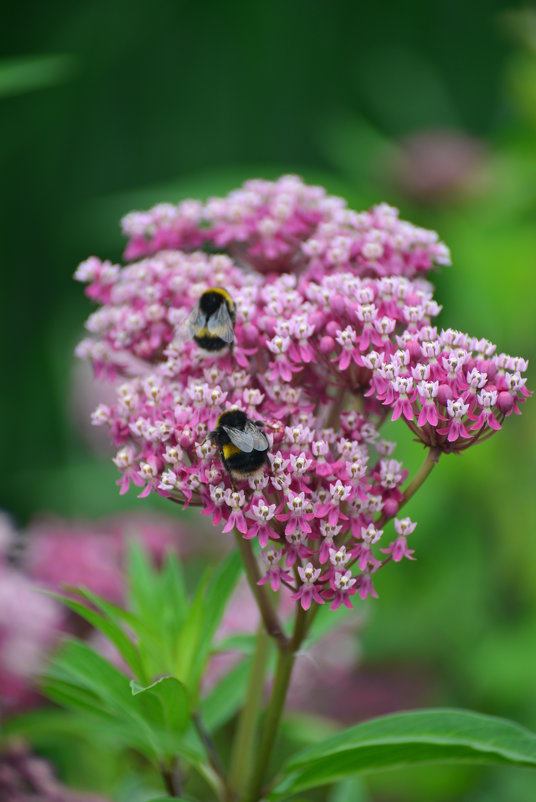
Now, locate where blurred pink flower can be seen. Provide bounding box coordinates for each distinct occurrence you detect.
[391,129,489,203]
[25,512,199,602]
[0,562,62,712]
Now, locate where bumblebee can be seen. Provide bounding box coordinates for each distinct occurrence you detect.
[187,287,236,352]
[209,409,270,485]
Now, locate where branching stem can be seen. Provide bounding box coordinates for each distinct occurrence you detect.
[401,445,441,506]
[234,532,289,648]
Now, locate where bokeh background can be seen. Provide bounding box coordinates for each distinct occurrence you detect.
[1,1,536,800]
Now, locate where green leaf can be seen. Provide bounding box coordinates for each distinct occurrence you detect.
[201,551,242,647]
[127,541,161,622]
[161,552,189,630]
[48,590,146,681]
[174,570,209,687]
[131,676,190,736]
[3,709,88,741]
[280,713,340,746]
[269,709,536,799]
[328,777,370,802]
[187,551,242,693]
[68,585,140,630]
[47,640,134,710]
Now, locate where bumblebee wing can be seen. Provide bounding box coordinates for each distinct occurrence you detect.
[188,303,207,337]
[173,303,206,343]
[245,420,270,451]
[222,425,255,453]
[207,301,234,344]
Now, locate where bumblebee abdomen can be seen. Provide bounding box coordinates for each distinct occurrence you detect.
[224,448,269,478]
[193,334,228,352]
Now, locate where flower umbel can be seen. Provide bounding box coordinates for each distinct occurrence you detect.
[75,176,530,613]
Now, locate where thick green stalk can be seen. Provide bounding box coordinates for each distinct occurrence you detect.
[228,626,271,795]
[241,605,308,802]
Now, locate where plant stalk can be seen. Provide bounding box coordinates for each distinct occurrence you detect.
[234,532,289,648]
[402,446,441,506]
[240,604,308,802]
[374,445,441,530]
[228,626,271,795]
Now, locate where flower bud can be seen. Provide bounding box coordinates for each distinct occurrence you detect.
[382,497,399,519]
[319,335,335,354]
[436,383,453,406]
[240,323,258,346]
[326,320,340,337]
[497,391,514,413]
[406,339,422,360]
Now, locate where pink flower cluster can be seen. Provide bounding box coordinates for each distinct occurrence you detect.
[368,331,529,452]
[75,176,529,612]
[120,175,450,276]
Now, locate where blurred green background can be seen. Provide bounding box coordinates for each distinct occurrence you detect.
[1,1,536,800]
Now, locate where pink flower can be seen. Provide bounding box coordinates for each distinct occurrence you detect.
[291,563,325,610]
[382,517,417,562]
[330,570,358,610]
[222,490,248,535]
[277,491,315,535]
[246,498,278,547]
[258,549,293,591]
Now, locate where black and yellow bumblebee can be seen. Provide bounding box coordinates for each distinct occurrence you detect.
[187,287,236,352]
[209,409,270,485]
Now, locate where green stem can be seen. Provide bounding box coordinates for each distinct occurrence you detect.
[228,626,271,795]
[241,605,308,802]
[402,446,441,506]
[374,445,441,530]
[234,532,289,648]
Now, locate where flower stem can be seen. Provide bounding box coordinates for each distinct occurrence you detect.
[374,445,441,530]
[241,604,308,802]
[234,532,289,648]
[402,445,441,506]
[228,626,271,796]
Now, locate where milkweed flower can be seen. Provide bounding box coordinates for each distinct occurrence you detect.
[75,177,530,613]
[369,329,530,453]
[119,175,449,278]
[73,247,447,610]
